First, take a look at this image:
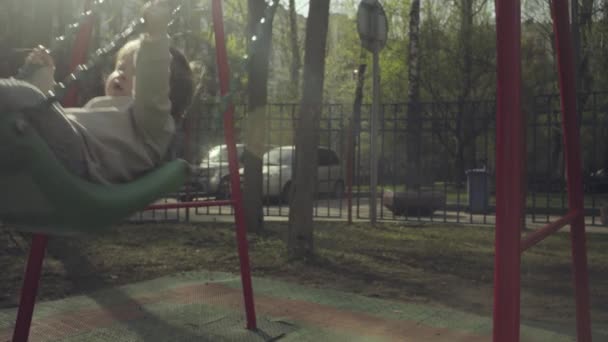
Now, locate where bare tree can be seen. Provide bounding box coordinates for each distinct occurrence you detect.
[573,0,595,104]
[288,0,331,260]
[457,0,476,182]
[405,0,422,188]
[243,0,277,233]
[288,0,301,98]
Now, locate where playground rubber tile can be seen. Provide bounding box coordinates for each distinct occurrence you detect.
[0,271,577,341]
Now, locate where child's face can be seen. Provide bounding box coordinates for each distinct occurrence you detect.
[104,51,135,97]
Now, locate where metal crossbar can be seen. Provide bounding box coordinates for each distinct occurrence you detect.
[520,210,581,252]
[147,200,234,210]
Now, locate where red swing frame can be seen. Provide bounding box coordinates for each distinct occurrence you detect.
[14,0,593,341]
[13,1,257,341]
[493,0,591,341]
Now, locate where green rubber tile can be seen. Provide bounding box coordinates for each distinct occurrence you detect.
[2,270,603,341]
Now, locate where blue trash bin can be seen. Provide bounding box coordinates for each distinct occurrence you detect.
[466,168,489,214]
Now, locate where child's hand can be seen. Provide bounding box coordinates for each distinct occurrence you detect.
[143,1,170,39]
[24,45,55,70]
[17,45,56,92]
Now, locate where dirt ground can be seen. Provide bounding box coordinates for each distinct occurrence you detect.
[1,221,607,334]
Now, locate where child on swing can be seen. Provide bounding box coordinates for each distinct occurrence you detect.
[0,1,193,184]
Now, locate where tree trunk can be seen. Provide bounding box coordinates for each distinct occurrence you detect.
[185,0,202,59]
[1,0,19,77]
[288,0,331,261]
[460,0,473,98]
[288,0,301,99]
[458,0,476,181]
[243,0,276,233]
[405,0,422,189]
[577,0,595,105]
[456,140,466,188]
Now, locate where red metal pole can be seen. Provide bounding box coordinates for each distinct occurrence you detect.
[147,200,234,210]
[12,3,96,341]
[211,0,257,330]
[493,1,524,341]
[12,236,48,342]
[550,1,592,340]
[62,9,96,106]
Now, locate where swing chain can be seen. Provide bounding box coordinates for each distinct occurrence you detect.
[15,1,182,105]
[18,0,276,114]
[15,0,110,81]
[46,3,184,103]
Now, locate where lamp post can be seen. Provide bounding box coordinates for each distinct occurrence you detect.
[357,0,387,225]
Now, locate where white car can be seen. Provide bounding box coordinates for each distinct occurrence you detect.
[256,146,345,203]
[179,144,244,201]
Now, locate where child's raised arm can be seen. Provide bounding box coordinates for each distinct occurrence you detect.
[132,1,172,136]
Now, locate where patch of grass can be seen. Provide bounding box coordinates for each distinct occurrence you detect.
[2,221,608,331]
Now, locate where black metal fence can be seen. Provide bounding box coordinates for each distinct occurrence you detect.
[134,92,608,227]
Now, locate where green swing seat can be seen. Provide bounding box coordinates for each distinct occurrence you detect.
[0,110,189,235]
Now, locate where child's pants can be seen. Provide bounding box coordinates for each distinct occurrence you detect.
[0,78,88,178]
